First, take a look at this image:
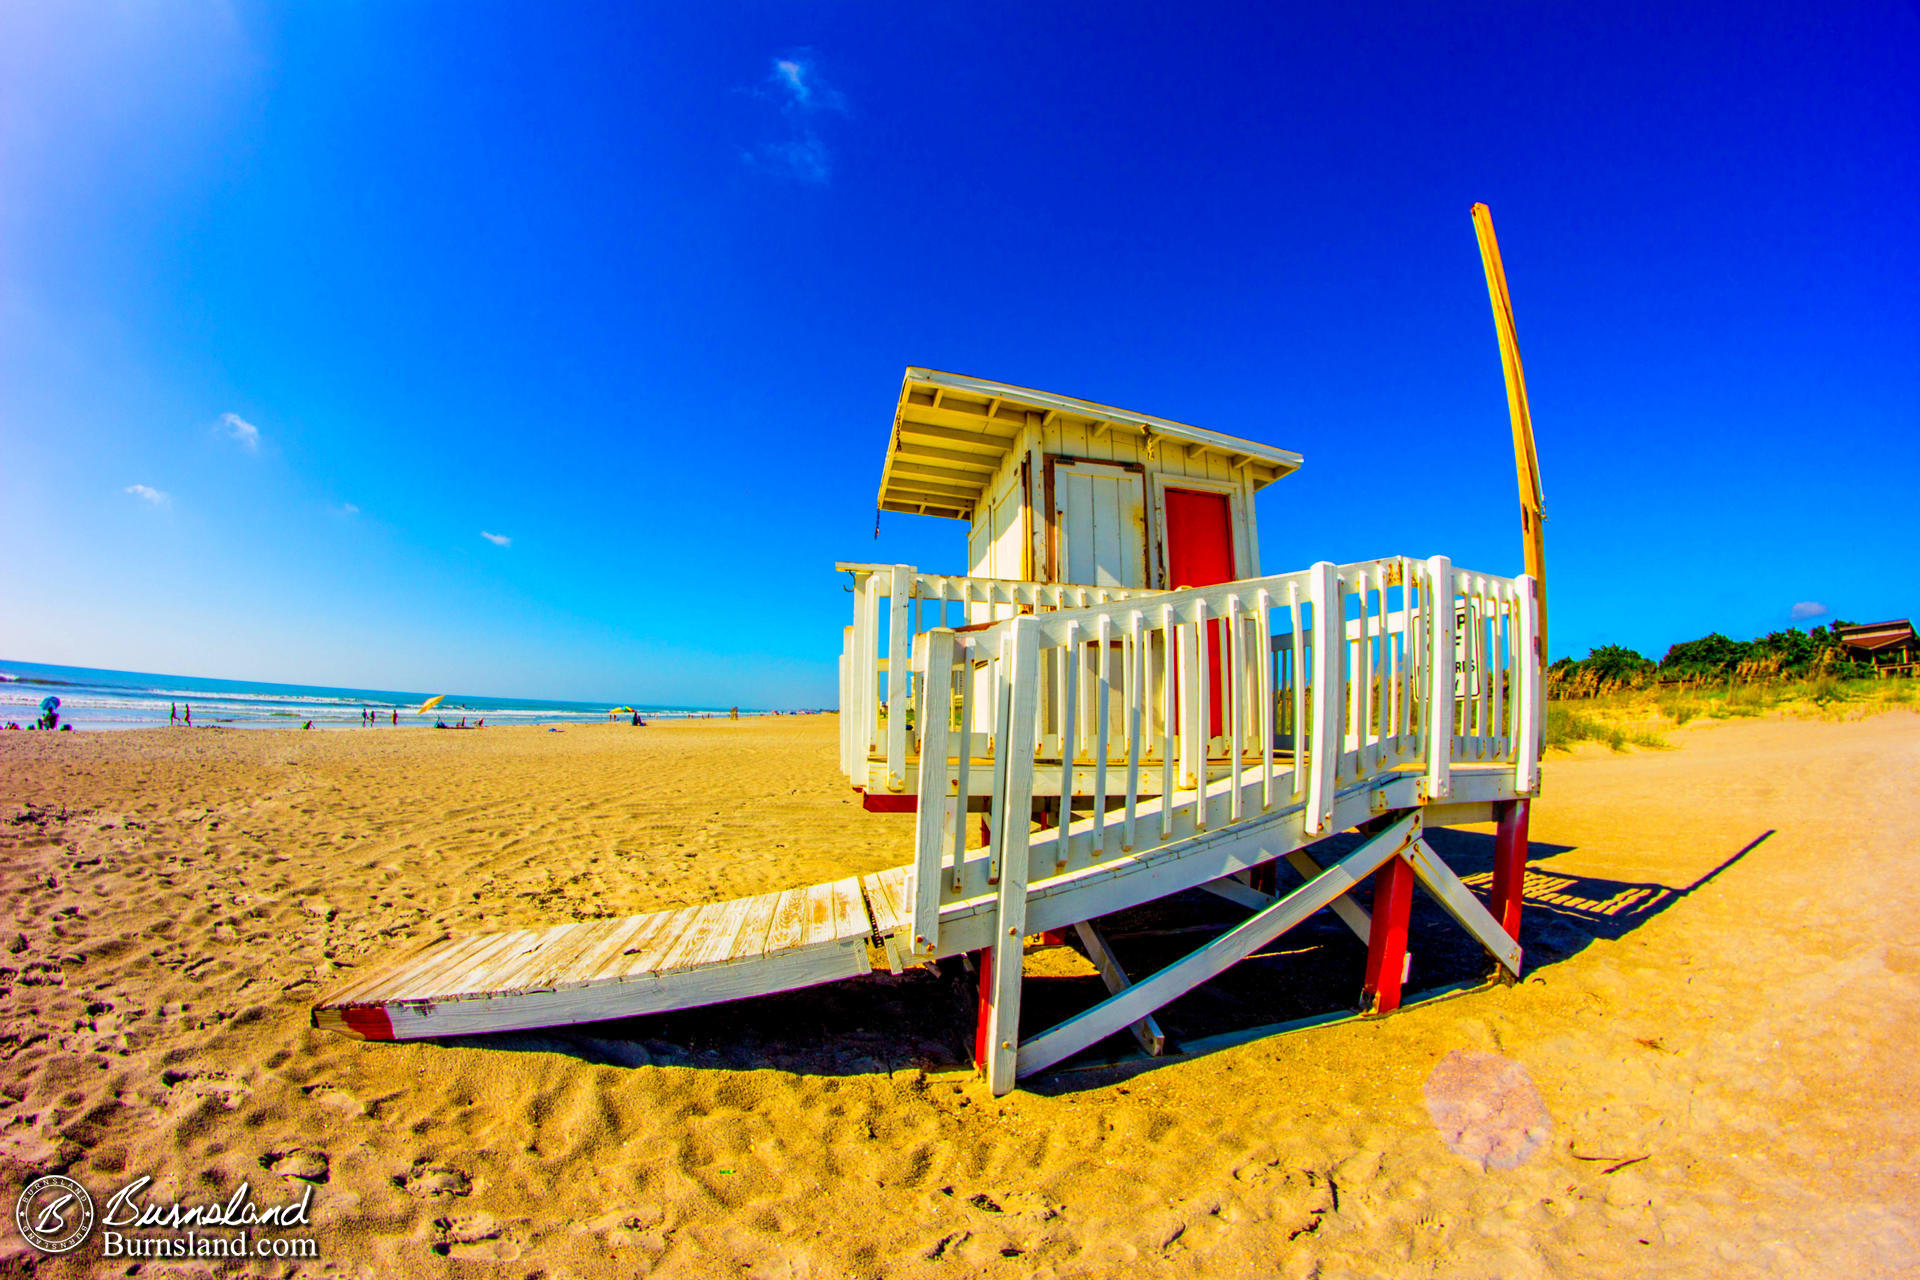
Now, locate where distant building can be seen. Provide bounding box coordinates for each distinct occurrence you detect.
[1835,620,1918,676]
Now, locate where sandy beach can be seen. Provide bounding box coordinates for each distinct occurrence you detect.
[3,710,1917,1277]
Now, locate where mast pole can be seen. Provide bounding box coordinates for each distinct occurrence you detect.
[1470,202,1547,662]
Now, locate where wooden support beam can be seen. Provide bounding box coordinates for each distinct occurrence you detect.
[1072,921,1166,1057]
[1361,855,1414,1015]
[973,947,994,1069]
[1404,836,1523,977]
[1489,799,1531,942]
[1013,814,1419,1082]
[897,420,1020,450]
[1203,855,1374,947]
[1283,850,1374,945]
[1199,875,1273,912]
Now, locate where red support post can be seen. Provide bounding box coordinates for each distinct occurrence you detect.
[1489,799,1531,943]
[1362,855,1415,1015]
[972,948,994,1071]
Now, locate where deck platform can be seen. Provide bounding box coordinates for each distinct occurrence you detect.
[313,876,887,1041]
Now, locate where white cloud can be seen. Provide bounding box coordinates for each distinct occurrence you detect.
[749,51,845,183]
[480,531,510,547]
[774,58,811,105]
[124,484,170,507]
[220,412,260,451]
[339,502,360,516]
[1790,601,1828,622]
[769,53,844,113]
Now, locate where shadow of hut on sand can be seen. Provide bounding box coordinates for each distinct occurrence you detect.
[435,830,1774,1087]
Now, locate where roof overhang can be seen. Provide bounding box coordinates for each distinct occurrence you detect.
[877,368,1305,520]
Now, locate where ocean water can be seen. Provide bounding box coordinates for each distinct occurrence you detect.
[0,660,746,731]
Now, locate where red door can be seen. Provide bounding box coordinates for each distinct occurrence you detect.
[1163,489,1235,735]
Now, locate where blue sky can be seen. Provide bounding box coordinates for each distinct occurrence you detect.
[2,3,1914,707]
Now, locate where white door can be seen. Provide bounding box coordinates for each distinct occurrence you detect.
[1056,462,1148,587]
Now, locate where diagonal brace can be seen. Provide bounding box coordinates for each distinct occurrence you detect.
[1072,922,1166,1057]
[1015,814,1421,1081]
[1404,836,1522,977]
[1201,853,1374,946]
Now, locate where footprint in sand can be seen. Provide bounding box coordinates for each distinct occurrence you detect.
[261,1148,330,1183]
[161,1069,250,1111]
[431,1212,524,1261]
[1423,1049,1552,1171]
[401,1161,472,1198]
[302,1084,366,1117]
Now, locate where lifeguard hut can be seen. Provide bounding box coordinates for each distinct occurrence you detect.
[843,369,1299,806]
[314,211,1549,1097]
[316,369,1544,1094]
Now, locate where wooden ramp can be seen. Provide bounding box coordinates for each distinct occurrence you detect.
[312,875,899,1042]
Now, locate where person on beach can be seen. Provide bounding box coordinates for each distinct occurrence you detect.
[391,709,397,726]
[170,702,178,725]
[303,720,313,730]
[183,703,191,727]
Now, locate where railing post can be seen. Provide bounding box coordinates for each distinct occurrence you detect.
[860,571,883,761]
[1514,574,1541,795]
[885,564,914,792]
[909,630,955,957]
[984,616,1041,1096]
[1306,562,1342,834]
[839,626,854,778]
[1424,555,1454,801]
[1177,622,1200,793]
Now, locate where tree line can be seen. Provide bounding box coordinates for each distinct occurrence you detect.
[1549,622,1869,697]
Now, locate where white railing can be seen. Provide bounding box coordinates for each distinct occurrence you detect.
[890,556,1541,959]
[837,563,1169,792]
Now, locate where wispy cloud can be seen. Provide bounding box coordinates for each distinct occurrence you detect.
[772,55,843,112]
[760,136,831,183]
[748,50,846,183]
[480,531,510,547]
[338,502,360,517]
[220,412,260,452]
[1790,601,1828,622]
[124,483,170,507]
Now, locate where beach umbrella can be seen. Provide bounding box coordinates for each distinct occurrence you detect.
[39,696,59,713]
[417,695,447,715]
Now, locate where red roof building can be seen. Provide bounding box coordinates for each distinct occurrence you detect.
[1835,620,1918,675]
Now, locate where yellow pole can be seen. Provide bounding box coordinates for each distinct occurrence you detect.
[1470,202,1547,661]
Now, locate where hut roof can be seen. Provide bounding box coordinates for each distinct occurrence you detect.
[877,368,1304,520]
[1835,620,1917,652]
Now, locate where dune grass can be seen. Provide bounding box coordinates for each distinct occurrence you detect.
[1549,675,1916,753]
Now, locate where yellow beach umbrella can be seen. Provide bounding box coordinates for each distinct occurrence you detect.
[417,695,447,715]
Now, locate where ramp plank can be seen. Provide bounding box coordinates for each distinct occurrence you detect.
[861,868,911,937]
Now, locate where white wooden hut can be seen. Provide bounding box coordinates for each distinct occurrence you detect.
[876,368,1299,599]
[319,367,1545,1099]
